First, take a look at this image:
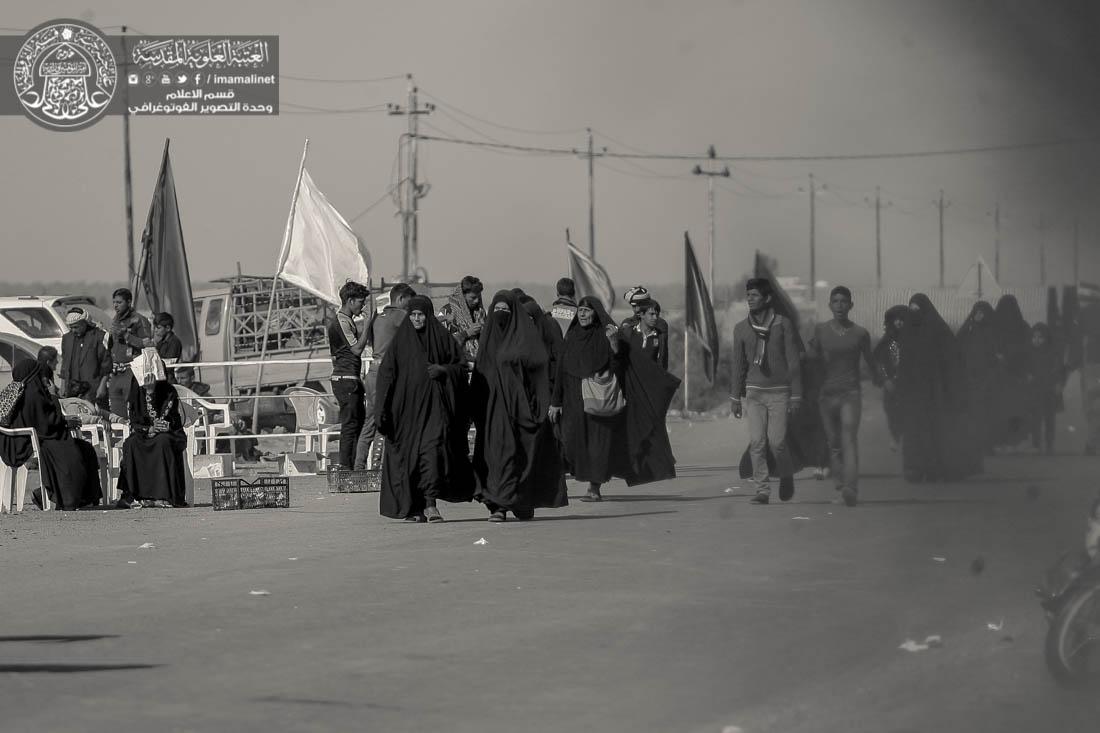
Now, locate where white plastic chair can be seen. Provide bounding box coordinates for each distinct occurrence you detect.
[0,426,46,513]
[283,386,340,469]
[173,385,231,456]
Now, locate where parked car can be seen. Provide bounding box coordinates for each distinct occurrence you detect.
[0,295,114,355]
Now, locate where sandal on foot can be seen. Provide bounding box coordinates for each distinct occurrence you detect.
[404,513,426,523]
[425,507,444,523]
[512,509,534,521]
[488,510,506,522]
[579,492,602,503]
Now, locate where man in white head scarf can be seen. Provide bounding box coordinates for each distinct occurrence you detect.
[60,308,111,405]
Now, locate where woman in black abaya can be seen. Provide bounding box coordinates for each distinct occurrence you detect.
[956,301,999,454]
[376,295,475,523]
[993,294,1032,450]
[116,357,188,508]
[471,291,566,521]
[898,294,980,481]
[549,296,679,502]
[0,352,102,510]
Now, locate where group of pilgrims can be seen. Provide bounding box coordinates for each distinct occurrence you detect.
[876,292,1067,482]
[0,274,1067,518]
[329,276,680,523]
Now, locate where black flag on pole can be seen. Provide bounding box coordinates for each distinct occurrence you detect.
[684,232,719,381]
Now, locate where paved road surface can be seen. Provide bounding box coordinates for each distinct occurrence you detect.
[1,390,1098,732]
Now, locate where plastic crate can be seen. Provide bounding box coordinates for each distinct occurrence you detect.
[211,477,290,510]
[327,468,381,493]
[211,478,241,511]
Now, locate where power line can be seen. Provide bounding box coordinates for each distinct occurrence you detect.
[281,73,405,84]
[348,186,397,224]
[280,102,389,114]
[418,88,585,137]
[414,132,1097,162]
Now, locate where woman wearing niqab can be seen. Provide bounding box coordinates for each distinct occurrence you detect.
[376,295,475,522]
[550,296,679,502]
[116,352,188,507]
[898,294,981,481]
[992,294,1032,449]
[471,291,567,521]
[956,301,998,453]
[0,352,102,510]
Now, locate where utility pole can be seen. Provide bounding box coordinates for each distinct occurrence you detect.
[864,186,891,289]
[1039,212,1046,285]
[121,26,135,283]
[692,145,730,302]
[809,173,816,300]
[993,202,1001,282]
[388,74,434,281]
[935,189,951,288]
[1074,216,1080,284]
[573,129,606,259]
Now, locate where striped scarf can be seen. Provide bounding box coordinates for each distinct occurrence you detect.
[748,312,776,368]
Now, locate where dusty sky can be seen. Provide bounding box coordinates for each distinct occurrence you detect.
[2,0,1099,291]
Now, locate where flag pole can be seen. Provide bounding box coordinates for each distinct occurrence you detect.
[251,139,310,433]
[683,239,690,415]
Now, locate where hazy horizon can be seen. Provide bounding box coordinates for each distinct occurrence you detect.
[3,1,1100,292]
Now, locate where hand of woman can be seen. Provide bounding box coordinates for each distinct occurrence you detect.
[548,406,562,424]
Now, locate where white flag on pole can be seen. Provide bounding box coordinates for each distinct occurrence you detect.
[278,168,371,305]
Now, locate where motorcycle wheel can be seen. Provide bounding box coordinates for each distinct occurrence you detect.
[1045,580,1100,687]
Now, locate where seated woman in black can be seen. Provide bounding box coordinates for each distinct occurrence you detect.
[116,354,188,508]
[0,349,102,511]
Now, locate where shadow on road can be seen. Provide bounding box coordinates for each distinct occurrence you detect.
[0,635,119,644]
[0,663,161,673]
[593,494,731,503]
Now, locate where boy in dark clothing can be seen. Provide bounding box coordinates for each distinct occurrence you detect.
[327,281,371,469]
[153,312,184,383]
[60,308,111,404]
[731,278,803,504]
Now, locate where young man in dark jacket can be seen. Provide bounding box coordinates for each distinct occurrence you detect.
[730,278,803,504]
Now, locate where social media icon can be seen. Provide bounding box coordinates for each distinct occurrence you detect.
[176,74,188,84]
[128,73,139,85]
[160,74,171,85]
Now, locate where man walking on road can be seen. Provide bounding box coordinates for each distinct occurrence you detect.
[731,278,802,505]
[807,286,879,507]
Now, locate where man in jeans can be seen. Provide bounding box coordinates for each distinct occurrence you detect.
[354,283,414,470]
[327,281,371,470]
[807,286,879,507]
[731,278,803,505]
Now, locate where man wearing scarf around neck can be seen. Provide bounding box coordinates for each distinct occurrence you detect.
[731,278,803,504]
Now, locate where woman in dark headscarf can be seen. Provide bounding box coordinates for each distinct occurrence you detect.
[898,294,981,481]
[116,352,188,508]
[549,296,680,502]
[471,291,566,521]
[549,297,626,502]
[376,295,475,523]
[0,349,102,510]
[519,295,565,393]
[873,305,908,451]
[956,301,999,454]
[993,294,1032,450]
